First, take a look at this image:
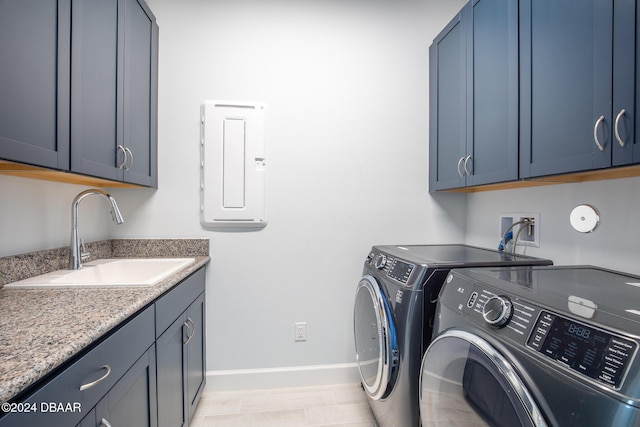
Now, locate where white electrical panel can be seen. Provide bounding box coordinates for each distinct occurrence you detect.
[200,101,267,229]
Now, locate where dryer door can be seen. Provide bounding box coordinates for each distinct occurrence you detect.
[353,275,398,400]
[420,330,547,427]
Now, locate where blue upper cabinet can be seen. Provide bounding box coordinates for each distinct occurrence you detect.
[466,0,518,187]
[613,0,640,166]
[519,0,639,178]
[71,0,158,187]
[429,9,467,191]
[122,0,159,187]
[429,0,518,191]
[0,0,157,187]
[0,0,70,170]
[70,0,122,182]
[431,0,640,191]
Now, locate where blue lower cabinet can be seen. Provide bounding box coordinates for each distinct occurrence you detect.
[0,266,207,427]
[156,269,206,427]
[93,347,158,427]
[78,347,158,427]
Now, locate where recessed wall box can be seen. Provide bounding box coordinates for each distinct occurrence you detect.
[200,101,267,229]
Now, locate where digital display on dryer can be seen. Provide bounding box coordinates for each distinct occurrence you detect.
[528,311,637,389]
[387,260,414,284]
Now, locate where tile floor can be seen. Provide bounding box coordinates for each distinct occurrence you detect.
[190,383,378,427]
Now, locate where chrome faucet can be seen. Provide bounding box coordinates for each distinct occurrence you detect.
[69,189,124,270]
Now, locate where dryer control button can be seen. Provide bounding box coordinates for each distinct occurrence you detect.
[483,296,513,327]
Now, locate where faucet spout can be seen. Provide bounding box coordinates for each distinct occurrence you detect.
[69,189,125,270]
[107,194,125,224]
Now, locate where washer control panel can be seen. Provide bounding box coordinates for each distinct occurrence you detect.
[482,295,513,327]
[527,311,638,389]
[442,272,638,390]
[467,288,537,340]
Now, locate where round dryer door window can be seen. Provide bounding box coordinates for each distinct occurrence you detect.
[420,330,547,427]
[353,275,398,400]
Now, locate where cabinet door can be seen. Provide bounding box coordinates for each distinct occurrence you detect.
[77,409,95,427]
[70,0,124,181]
[186,293,206,421]
[466,0,518,186]
[95,346,158,427]
[156,312,188,427]
[0,0,70,169]
[123,0,158,187]
[520,0,613,177]
[613,0,640,165]
[429,9,467,191]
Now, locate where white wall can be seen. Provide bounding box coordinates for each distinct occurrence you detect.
[3,0,639,389]
[110,0,468,375]
[0,175,114,257]
[0,0,466,385]
[464,176,640,275]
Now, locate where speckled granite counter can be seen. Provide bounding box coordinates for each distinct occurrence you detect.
[0,239,210,403]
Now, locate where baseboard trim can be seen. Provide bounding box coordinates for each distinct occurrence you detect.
[206,363,361,390]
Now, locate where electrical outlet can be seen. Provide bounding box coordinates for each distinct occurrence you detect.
[295,322,307,342]
[499,213,540,248]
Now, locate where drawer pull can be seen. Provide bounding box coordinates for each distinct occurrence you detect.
[80,364,112,391]
[457,157,465,177]
[615,109,627,147]
[100,418,113,427]
[124,147,134,171]
[593,115,605,152]
[117,145,128,169]
[184,318,196,346]
[463,155,472,176]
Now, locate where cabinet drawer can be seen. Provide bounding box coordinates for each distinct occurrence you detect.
[0,305,154,427]
[155,267,206,338]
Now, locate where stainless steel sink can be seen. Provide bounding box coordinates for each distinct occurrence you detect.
[4,258,195,289]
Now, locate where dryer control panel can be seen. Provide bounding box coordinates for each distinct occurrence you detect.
[366,251,415,285]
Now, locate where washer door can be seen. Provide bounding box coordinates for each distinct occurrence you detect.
[420,330,547,427]
[353,275,398,400]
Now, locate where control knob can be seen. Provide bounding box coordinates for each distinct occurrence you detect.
[482,295,513,327]
[374,254,387,270]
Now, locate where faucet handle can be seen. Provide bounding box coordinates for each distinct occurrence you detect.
[80,239,91,262]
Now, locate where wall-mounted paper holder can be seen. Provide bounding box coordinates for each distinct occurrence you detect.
[200,101,267,229]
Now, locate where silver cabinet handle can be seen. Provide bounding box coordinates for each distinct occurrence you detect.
[124,147,134,171]
[117,145,128,169]
[463,155,472,176]
[614,109,627,147]
[183,318,195,346]
[593,115,605,152]
[100,418,113,427]
[80,364,111,391]
[457,157,465,178]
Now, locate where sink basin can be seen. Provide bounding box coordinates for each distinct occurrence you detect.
[4,258,195,289]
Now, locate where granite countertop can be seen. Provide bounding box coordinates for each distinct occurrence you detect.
[0,239,210,403]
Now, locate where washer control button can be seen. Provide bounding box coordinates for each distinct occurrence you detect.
[483,295,513,327]
[467,292,478,308]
